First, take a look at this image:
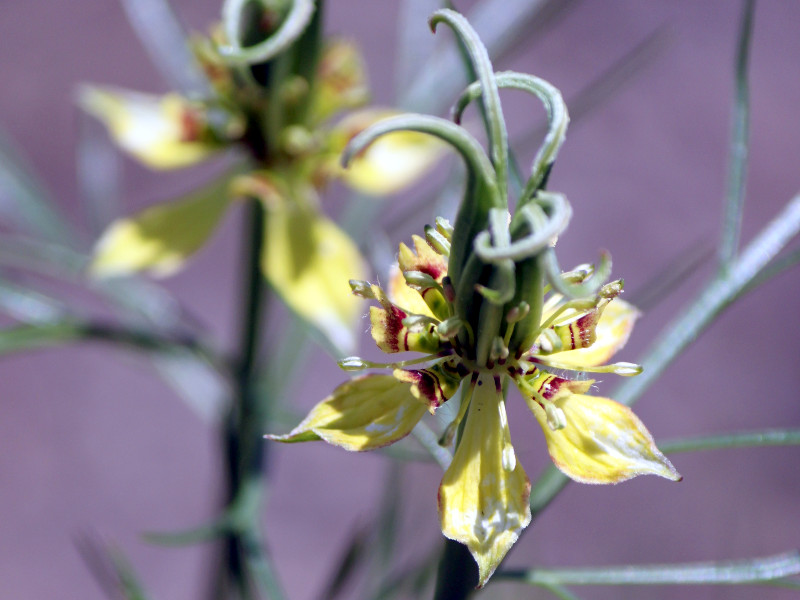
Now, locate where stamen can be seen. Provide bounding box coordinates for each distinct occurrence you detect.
[515,375,566,431]
[532,357,643,377]
[338,352,452,371]
[439,374,477,447]
[349,279,376,298]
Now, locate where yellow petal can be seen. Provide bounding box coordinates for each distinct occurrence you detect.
[387,265,434,318]
[439,375,531,587]
[331,109,445,195]
[266,374,428,451]
[90,175,233,277]
[528,393,681,484]
[255,176,366,354]
[369,285,441,354]
[550,298,640,368]
[78,85,219,169]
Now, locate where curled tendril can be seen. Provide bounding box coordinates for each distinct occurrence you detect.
[341,113,498,203]
[473,192,572,263]
[451,71,569,198]
[542,247,612,299]
[430,9,509,202]
[219,0,315,64]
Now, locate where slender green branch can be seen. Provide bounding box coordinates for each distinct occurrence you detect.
[660,429,800,454]
[0,319,227,372]
[496,550,800,586]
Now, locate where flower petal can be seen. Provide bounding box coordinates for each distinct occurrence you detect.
[331,109,445,195]
[266,374,428,451]
[90,175,233,277]
[256,178,367,355]
[370,285,441,354]
[78,85,220,169]
[528,393,681,484]
[551,298,640,367]
[438,376,531,587]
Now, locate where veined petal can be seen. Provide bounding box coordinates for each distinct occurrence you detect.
[90,175,234,277]
[266,374,427,451]
[552,298,639,367]
[397,236,450,319]
[392,361,463,412]
[78,85,220,169]
[529,393,681,484]
[370,286,441,354]
[438,375,531,587]
[331,109,445,195]
[256,177,366,354]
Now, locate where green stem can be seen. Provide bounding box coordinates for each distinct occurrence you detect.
[214,199,284,600]
[433,539,478,600]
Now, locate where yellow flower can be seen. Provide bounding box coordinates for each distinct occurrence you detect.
[267,226,680,586]
[82,38,441,353]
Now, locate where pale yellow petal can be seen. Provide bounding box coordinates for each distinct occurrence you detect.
[266,374,428,450]
[259,180,366,354]
[311,40,369,123]
[439,375,531,587]
[552,298,639,368]
[90,176,233,277]
[332,109,445,195]
[78,85,218,169]
[387,265,434,317]
[528,393,681,484]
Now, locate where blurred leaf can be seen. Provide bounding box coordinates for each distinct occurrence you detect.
[119,0,210,96]
[718,0,755,267]
[316,525,370,600]
[0,128,78,247]
[0,276,66,324]
[150,349,229,422]
[77,110,123,237]
[497,551,800,586]
[77,536,154,600]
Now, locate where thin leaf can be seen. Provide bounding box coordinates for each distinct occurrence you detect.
[0,276,66,324]
[315,525,370,600]
[401,0,556,113]
[0,128,77,246]
[411,419,453,470]
[660,429,800,455]
[77,536,154,600]
[718,0,755,267]
[497,550,800,586]
[118,0,210,95]
[77,110,123,237]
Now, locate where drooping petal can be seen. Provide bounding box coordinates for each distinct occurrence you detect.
[90,175,234,277]
[250,175,366,354]
[551,298,640,367]
[330,109,445,195]
[266,374,428,451]
[438,375,531,587]
[392,361,463,412]
[528,393,681,484]
[78,85,222,169]
[370,286,441,354]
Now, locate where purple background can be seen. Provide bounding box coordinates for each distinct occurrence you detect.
[1,1,799,599]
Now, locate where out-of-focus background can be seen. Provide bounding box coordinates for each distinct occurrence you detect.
[1,1,798,599]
